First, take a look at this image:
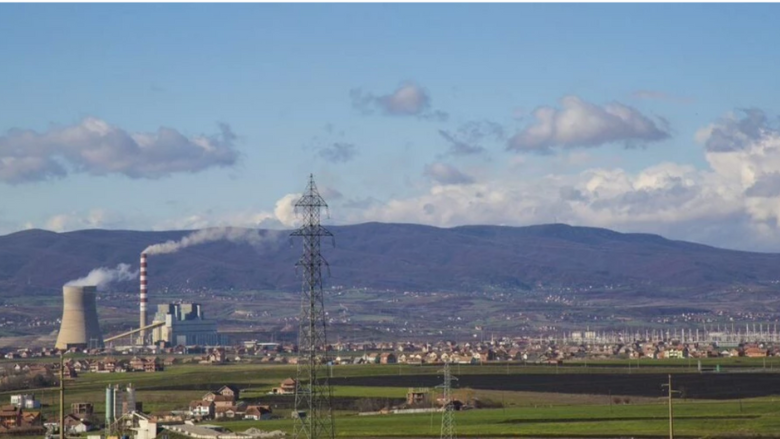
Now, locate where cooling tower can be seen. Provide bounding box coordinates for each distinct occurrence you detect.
[55,285,104,350]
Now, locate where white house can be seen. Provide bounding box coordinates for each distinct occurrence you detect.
[10,394,40,409]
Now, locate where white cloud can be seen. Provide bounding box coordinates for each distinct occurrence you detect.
[41,209,127,232]
[423,162,474,186]
[274,193,302,228]
[438,120,505,156]
[342,165,750,247]
[350,82,448,121]
[22,109,780,251]
[318,186,343,200]
[507,96,670,153]
[330,110,780,250]
[697,109,780,229]
[318,143,358,163]
[0,117,239,183]
[632,90,694,104]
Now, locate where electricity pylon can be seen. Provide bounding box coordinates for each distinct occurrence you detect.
[291,174,335,439]
[438,360,457,439]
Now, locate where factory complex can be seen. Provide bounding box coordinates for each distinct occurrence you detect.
[55,252,227,351]
[151,303,226,346]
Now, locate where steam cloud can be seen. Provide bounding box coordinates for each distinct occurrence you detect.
[66,263,138,289]
[143,227,283,256]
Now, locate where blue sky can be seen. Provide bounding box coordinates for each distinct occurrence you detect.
[2,4,780,251]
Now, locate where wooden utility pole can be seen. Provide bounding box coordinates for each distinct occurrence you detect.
[661,374,680,439]
[59,353,64,439]
[667,375,673,439]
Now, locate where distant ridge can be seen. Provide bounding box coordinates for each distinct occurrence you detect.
[0,222,778,298]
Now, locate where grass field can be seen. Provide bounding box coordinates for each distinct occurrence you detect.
[5,360,780,437]
[217,398,780,438]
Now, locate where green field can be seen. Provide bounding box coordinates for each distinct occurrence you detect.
[217,399,780,438]
[4,360,780,437]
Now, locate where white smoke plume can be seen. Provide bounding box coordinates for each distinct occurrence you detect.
[66,263,139,289]
[143,227,283,256]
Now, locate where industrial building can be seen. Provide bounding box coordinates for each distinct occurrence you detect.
[106,384,139,427]
[151,303,226,346]
[55,285,104,350]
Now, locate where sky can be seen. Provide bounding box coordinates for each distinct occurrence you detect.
[2,3,780,251]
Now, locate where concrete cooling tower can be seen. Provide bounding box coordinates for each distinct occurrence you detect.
[55,285,104,350]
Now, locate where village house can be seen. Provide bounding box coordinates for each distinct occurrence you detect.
[272,378,296,395]
[211,395,235,409]
[217,385,240,401]
[22,411,42,427]
[208,348,227,364]
[71,402,94,417]
[215,402,247,419]
[62,413,93,434]
[130,356,147,371]
[0,405,22,428]
[244,405,272,420]
[406,388,429,405]
[379,353,397,364]
[144,357,163,372]
[745,347,769,357]
[63,365,78,379]
[189,400,215,419]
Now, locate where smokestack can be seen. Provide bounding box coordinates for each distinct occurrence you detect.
[140,252,147,345]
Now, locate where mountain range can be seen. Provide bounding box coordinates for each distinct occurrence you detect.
[0,222,779,298]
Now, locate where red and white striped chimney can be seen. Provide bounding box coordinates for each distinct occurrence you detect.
[139,252,148,345]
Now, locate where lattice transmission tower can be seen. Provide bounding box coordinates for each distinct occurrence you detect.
[439,360,458,439]
[291,174,335,439]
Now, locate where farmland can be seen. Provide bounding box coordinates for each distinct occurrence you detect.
[5,359,780,437]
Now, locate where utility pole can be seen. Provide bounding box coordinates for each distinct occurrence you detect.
[661,374,681,439]
[291,175,335,439]
[438,361,457,439]
[59,352,64,439]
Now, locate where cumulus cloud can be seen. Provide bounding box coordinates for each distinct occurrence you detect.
[318,143,358,163]
[507,96,670,154]
[345,164,745,247]
[350,82,448,121]
[342,197,381,209]
[745,173,780,198]
[693,109,780,231]
[319,186,343,200]
[0,118,239,183]
[326,109,780,250]
[696,109,769,153]
[41,209,127,232]
[438,120,505,156]
[423,162,474,185]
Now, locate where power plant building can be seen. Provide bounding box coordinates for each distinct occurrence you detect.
[151,303,225,346]
[55,285,104,350]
